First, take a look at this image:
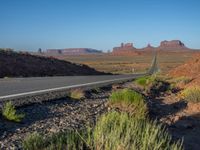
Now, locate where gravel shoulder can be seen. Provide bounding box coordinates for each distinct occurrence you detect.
[0,87,111,149]
[1,80,200,150]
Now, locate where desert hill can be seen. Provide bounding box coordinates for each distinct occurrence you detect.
[0,49,107,78]
[169,53,200,86]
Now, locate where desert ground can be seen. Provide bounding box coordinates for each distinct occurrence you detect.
[56,51,196,74]
[1,50,200,150]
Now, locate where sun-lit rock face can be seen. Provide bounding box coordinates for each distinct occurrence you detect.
[158,40,189,50]
[112,43,139,55]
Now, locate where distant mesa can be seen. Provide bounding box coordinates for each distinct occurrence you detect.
[158,40,189,51]
[112,40,193,55]
[46,48,102,55]
[112,43,138,55]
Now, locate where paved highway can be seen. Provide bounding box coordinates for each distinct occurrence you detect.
[0,52,157,100]
[0,74,146,100]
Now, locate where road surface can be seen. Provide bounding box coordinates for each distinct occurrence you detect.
[0,52,157,100]
[0,74,146,100]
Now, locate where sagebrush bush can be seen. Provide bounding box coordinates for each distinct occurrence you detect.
[23,130,90,150]
[93,111,183,150]
[2,101,25,122]
[181,86,200,102]
[109,89,147,118]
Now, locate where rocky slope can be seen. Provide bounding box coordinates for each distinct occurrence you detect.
[0,50,107,78]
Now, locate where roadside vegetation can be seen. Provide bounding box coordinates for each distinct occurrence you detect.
[23,111,182,150]
[167,76,192,89]
[22,88,182,150]
[108,89,147,118]
[135,75,172,95]
[181,86,200,103]
[69,89,85,100]
[135,75,157,87]
[23,130,89,150]
[2,101,25,122]
[93,111,182,150]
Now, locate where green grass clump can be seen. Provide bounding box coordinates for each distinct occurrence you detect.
[93,111,183,150]
[135,76,156,87]
[69,89,85,100]
[23,132,45,150]
[109,89,147,118]
[181,86,200,103]
[23,130,91,150]
[2,101,25,122]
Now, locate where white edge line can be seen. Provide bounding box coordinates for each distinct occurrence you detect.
[0,75,142,99]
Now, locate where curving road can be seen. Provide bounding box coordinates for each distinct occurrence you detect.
[0,52,157,100]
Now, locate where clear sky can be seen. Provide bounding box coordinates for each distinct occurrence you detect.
[0,0,200,51]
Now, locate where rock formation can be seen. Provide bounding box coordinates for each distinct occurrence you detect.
[112,43,138,55]
[158,40,189,51]
[112,40,193,55]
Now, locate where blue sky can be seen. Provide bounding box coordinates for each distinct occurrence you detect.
[0,0,200,51]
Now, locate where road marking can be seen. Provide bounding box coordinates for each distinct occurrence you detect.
[0,75,143,99]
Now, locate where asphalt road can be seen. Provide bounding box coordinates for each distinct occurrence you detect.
[0,74,146,100]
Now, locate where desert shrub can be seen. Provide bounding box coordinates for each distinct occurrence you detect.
[23,132,45,150]
[23,130,91,150]
[109,89,147,118]
[171,76,191,85]
[22,112,183,150]
[70,89,85,100]
[135,76,156,87]
[168,76,192,88]
[93,111,183,150]
[181,86,200,103]
[2,101,25,122]
[135,75,172,95]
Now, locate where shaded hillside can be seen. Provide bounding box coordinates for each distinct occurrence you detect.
[0,50,107,78]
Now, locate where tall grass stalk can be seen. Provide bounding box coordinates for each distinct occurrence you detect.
[93,111,183,150]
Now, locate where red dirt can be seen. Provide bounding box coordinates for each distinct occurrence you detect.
[169,53,200,87]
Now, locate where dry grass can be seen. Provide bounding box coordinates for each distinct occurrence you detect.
[69,89,85,100]
[181,86,200,103]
